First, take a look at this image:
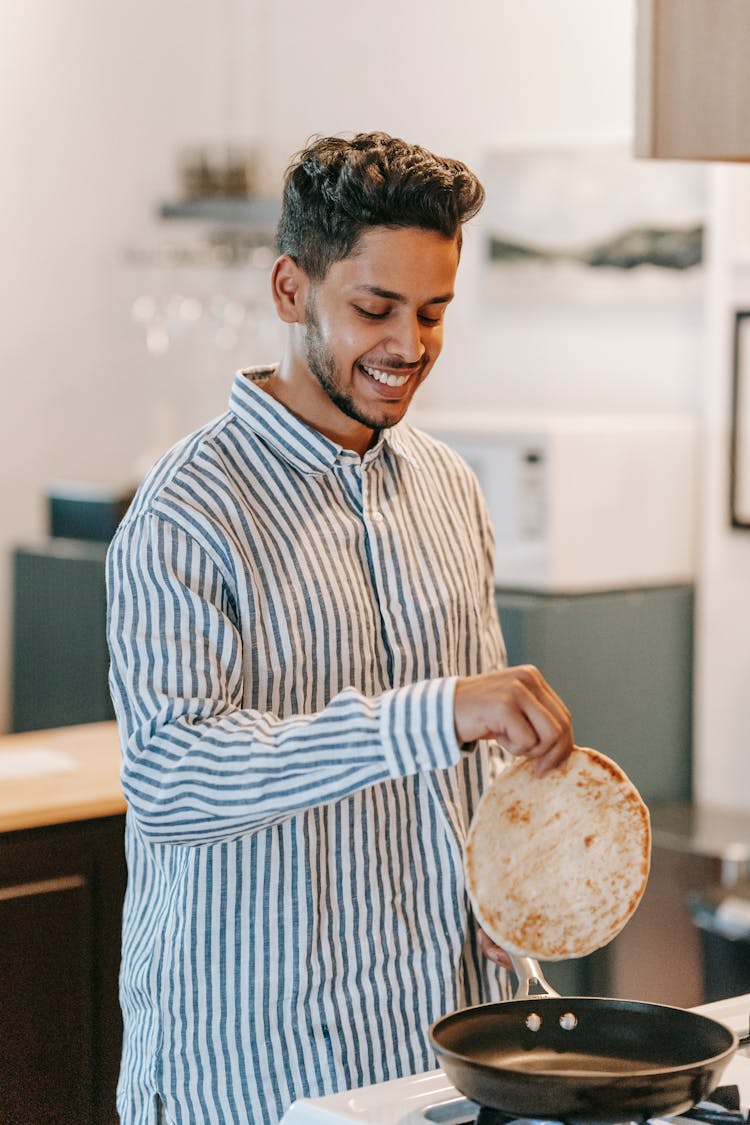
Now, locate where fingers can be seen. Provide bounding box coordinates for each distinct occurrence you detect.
[511,673,572,776]
[454,665,573,775]
[476,926,513,969]
[513,665,570,746]
[502,669,572,776]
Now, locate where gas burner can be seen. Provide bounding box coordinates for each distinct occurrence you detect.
[473,1111,539,1125]
[474,1111,559,1125]
[681,1085,748,1125]
[468,1088,748,1125]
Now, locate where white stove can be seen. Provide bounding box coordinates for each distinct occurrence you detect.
[280,994,750,1125]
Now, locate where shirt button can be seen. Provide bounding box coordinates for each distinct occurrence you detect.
[371,511,384,523]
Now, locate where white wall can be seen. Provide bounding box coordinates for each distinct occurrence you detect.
[254,0,702,419]
[0,0,262,729]
[3,1,743,811]
[693,168,750,808]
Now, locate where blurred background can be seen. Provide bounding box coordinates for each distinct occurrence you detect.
[4,6,750,1118]
[3,0,748,795]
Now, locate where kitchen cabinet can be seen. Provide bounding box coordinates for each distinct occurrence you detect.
[635,0,750,161]
[495,583,694,998]
[0,816,126,1125]
[0,723,126,1125]
[495,585,750,1006]
[495,584,694,804]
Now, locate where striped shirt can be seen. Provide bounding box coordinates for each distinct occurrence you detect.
[106,365,509,1125]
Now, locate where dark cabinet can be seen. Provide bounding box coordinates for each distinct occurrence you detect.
[495,584,694,804]
[495,584,695,999]
[0,815,126,1125]
[11,542,113,732]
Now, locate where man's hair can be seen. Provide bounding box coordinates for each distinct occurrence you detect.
[276,131,485,281]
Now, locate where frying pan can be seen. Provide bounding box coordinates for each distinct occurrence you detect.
[430,956,739,1124]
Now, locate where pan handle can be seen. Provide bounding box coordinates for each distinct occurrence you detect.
[510,954,560,999]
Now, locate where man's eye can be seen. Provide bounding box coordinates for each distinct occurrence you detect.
[419,314,441,326]
[354,306,388,320]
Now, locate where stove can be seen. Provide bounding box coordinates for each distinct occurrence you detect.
[279,994,750,1125]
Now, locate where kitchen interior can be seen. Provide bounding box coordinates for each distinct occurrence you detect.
[2,0,750,1122]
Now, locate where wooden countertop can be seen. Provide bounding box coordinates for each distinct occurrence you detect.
[0,721,125,833]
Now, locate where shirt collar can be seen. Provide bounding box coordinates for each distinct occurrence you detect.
[229,366,422,473]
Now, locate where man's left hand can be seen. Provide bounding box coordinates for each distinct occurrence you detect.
[476,926,513,970]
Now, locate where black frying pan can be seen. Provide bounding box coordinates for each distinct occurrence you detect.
[430,957,739,1124]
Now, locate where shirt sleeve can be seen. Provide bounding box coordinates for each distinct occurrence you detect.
[106,512,462,846]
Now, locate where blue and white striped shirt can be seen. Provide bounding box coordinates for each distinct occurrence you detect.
[106,366,509,1125]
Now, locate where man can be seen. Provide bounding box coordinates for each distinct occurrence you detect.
[107,132,573,1125]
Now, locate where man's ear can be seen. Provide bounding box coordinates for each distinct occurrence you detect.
[271,254,309,324]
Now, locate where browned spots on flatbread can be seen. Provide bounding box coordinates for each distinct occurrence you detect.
[505,801,531,825]
[464,746,651,961]
[593,754,626,782]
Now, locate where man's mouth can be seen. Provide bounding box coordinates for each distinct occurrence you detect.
[359,363,417,388]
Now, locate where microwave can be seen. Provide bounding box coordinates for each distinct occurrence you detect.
[411,411,697,593]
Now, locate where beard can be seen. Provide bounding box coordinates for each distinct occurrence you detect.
[303,293,403,433]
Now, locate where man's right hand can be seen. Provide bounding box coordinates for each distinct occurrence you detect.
[454,665,573,777]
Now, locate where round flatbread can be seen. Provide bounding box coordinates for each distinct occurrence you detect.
[465,746,651,961]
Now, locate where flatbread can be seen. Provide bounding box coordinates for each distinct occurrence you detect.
[465,746,651,961]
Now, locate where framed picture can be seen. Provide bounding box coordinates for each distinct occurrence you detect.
[731,310,750,528]
[480,145,707,306]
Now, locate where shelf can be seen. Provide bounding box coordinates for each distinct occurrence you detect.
[158,197,280,226]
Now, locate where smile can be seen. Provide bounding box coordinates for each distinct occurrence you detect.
[360,364,412,387]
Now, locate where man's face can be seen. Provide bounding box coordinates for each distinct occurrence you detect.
[290,226,460,448]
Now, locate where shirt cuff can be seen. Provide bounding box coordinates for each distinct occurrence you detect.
[378,676,462,779]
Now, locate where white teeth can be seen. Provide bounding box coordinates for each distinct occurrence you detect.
[362,364,408,387]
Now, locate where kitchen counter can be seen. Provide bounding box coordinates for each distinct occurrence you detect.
[651,801,750,884]
[0,721,126,1123]
[601,801,750,1007]
[0,720,124,833]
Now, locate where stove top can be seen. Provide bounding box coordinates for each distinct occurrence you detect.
[279,994,750,1125]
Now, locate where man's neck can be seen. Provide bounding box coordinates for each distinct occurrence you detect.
[261,362,377,457]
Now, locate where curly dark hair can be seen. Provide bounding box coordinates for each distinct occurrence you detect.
[276,132,485,281]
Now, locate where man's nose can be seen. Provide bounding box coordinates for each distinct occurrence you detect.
[385,314,427,363]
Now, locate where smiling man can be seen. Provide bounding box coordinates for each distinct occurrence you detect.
[269,223,456,450]
[107,132,573,1125]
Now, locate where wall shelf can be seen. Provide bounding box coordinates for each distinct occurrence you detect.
[158,197,279,226]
